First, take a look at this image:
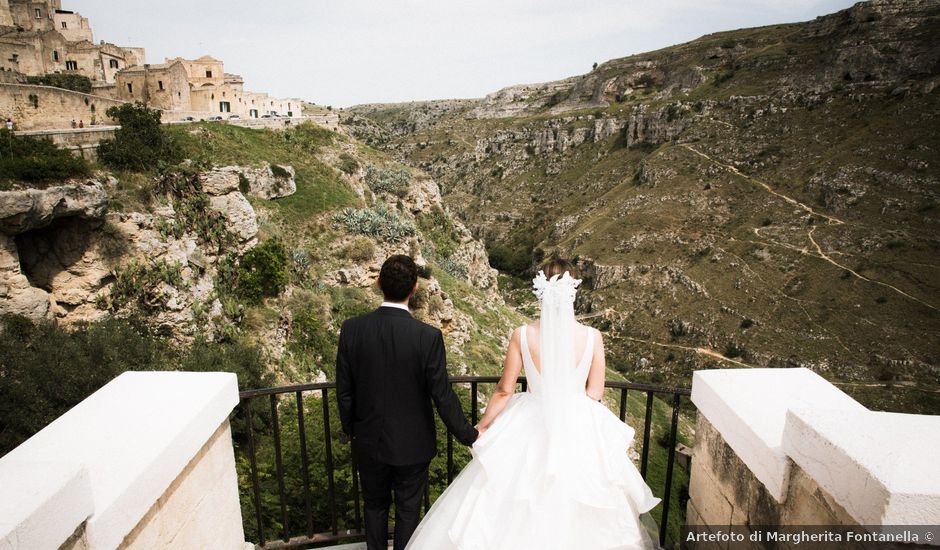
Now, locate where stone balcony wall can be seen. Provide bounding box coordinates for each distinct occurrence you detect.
[0,372,250,550]
[686,368,940,549]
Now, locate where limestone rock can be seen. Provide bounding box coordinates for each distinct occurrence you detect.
[208,192,259,244]
[198,168,241,196]
[228,165,297,200]
[0,234,51,322]
[0,181,108,235]
[449,238,500,294]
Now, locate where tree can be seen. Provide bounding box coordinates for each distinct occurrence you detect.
[592,62,598,71]
[97,102,181,171]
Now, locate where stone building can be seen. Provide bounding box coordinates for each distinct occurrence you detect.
[0,0,143,83]
[0,0,308,128]
[113,55,304,120]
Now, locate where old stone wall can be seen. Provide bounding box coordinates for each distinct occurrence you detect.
[687,368,940,550]
[0,83,121,130]
[16,126,117,158]
[687,415,858,532]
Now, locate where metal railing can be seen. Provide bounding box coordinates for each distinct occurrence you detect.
[235,377,693,549]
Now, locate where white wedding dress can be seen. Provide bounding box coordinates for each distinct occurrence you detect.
[406,272,660,550]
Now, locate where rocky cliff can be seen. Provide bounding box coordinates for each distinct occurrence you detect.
[346,0,940,414]
[0,122,519,382]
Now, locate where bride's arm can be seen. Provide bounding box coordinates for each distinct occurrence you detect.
[585,328,606,400]
[477,327,524,432]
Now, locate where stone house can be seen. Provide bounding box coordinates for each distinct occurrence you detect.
[0,0,142,83]
[1,0,308,128]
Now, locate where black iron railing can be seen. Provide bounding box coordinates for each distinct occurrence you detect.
[235,377,693,549]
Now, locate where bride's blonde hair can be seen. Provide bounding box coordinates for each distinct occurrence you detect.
[541,258,578,279]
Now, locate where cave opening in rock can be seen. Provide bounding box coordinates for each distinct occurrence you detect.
[13,217,121,296]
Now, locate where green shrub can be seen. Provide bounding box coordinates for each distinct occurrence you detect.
[364,164,410,196]
[179,336,272,391]
[487,242,532,275]
[284,122,334,153]
[724,342,744,358]
[97,259,185,312]
[26,73,92,93]
[441,257,468,279]
[335,204,416,242]
[233,238,290,305]
[287,289,336,369]
[97,103,182,171]
[712,70,735,86]
[417,206,460,259]
[0,129,90,184]
[0,314,273,456]
[0,315,169,454]
[338,153,359,175]
[340,236,375,262]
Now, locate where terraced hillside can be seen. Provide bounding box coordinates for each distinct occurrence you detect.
[345,0,940,414]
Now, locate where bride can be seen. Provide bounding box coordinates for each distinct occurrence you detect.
[406,259,660,550]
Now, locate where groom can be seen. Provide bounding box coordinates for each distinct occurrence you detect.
[336,254,479,550]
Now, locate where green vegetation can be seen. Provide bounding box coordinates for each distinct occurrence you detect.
[165,122,356,222]
[487,240,537,276]
[337,153,359,175]
[223,238,290,306]
[335,204,416,242]
[0,314,272,456]
[26,73,92,94]
[156,170,234,250]
[97,103,182,171]
[339,235,375,262]
[364,164,410,196]
[417,205,461,259]
[96,259,185,312]
[0,129,90,186]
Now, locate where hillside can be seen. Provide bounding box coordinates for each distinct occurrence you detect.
[344,0,940,414]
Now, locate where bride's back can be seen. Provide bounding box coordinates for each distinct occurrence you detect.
[521,320,594,375]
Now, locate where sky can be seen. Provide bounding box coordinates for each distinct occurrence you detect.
[71,0,860,107]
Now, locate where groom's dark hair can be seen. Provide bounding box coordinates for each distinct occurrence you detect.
[378,255,418,301]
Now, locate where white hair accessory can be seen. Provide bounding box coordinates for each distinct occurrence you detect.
[532,269,582,306]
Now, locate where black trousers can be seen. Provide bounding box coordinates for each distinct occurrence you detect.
[355,445,430,550]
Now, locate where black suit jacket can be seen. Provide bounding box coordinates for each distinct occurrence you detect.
[336,306,478,465]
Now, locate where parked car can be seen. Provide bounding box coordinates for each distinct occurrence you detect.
[207,115,224,121]
[261,114,273,119]
[182,116,194,122]
[228,114,240,119]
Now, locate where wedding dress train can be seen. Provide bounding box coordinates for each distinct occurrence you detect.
[406,288,661,550]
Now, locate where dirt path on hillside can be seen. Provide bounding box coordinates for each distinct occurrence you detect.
[681,144,938,312]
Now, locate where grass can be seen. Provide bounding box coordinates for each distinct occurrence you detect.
[166,122,358,224]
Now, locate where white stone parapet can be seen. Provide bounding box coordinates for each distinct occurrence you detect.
[0,371,245,550]
[691,367,940,529]
[784,407,940,526]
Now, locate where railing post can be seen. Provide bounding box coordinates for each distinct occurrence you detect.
[659,392,682,547]
[619,388,627,422]
[471,381,478,425]
[270,394,289,542]
[244,398,265,546]
[295,391,314,538]
[321,388,338,536]
[640,391,654,479]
